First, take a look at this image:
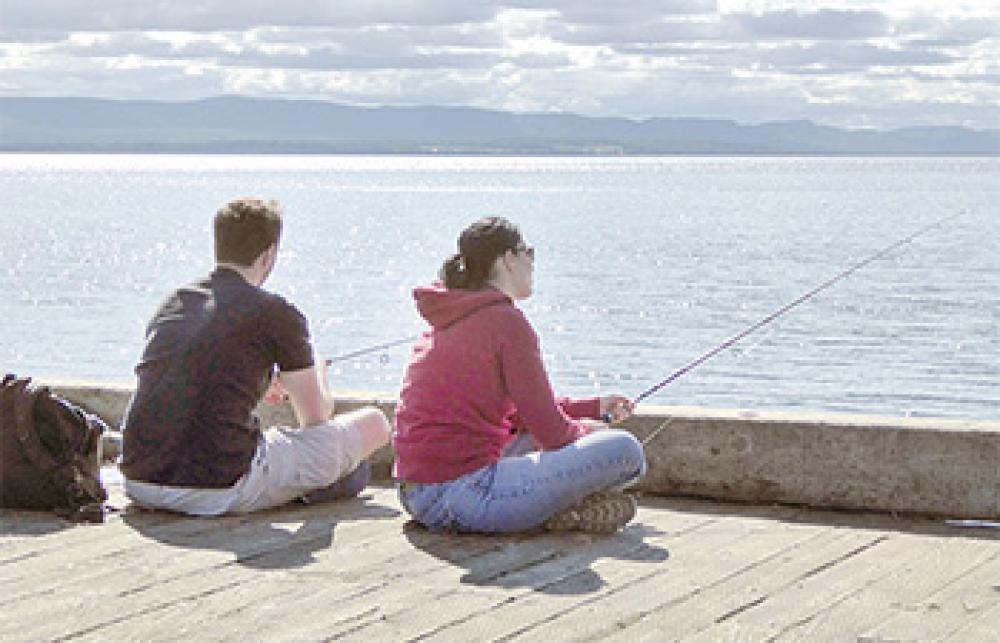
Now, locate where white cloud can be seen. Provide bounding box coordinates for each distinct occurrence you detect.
[0,0,997,129]
[0,0,500,32]
[726,8,890,39]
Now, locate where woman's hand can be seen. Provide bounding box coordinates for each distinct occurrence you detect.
[599,395,634,424]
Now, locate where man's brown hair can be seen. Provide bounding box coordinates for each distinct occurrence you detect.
[214,198,283,266]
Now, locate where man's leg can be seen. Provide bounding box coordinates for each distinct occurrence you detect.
[300,460,371,504]
[123,478,238,516]
[229,406,390,513]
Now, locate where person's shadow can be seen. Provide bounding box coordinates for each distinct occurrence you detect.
[0,509,77,537]
[123,493,400,570]
[403,521,669,595]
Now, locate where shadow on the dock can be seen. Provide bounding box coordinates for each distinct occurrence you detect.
[121,493,401,570]
[0,509,76,537]
[642,493,1000,541]
[403,520,669,595]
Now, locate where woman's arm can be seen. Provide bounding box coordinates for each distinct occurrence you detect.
[497,310,591,450]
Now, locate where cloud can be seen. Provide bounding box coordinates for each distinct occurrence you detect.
[0,0,997,129]
[0,0,499,32]
[751,42,957,72]
[726,8,890,39]
[250,25,505,50]
[24,30,507,72]
[508,0,719,25]
[550,9,898,46]
[897,15,999,45]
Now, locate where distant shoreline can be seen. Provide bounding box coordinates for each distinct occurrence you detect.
[3,96,997,156]
[1,148,997,157]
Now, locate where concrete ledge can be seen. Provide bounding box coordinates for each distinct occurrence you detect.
[45,381,1000,519]
[625,406,1000,520]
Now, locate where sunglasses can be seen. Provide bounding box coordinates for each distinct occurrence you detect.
[515,245,535,260]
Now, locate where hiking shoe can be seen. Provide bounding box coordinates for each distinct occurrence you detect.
[544,491,637,534]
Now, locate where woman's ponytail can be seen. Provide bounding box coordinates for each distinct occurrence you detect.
[439,253,469,289]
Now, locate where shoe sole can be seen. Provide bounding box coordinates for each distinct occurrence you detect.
[544,491,637,534]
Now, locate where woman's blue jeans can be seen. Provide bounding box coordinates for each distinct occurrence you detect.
[398,429,647,534]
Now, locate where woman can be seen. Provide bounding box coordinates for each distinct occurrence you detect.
[393,217,646,534]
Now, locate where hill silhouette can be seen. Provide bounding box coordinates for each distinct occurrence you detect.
[1,96,996,155]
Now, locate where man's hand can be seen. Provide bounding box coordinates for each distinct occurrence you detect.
[263,372,288,405]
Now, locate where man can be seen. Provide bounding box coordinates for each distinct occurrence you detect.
[121,197,389,515]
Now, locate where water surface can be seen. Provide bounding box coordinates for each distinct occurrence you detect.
[2,154,996,420]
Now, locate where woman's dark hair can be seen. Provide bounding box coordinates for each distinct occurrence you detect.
[440,217,523,290]
[214,198,283,266]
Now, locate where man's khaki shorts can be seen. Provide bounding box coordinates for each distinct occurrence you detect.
[124,419,363,516]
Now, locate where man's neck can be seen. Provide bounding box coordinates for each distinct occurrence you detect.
[216,262,262,287]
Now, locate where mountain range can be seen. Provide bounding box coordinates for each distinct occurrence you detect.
[1,96,997,155]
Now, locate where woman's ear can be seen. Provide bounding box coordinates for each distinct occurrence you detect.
[491,252,506,276]
[500,249,516,271]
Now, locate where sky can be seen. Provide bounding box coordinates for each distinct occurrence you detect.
[1,0,998,130]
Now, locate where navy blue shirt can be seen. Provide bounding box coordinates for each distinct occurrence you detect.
[121,267,314,487]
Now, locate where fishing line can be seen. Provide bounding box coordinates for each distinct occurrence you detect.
[630,212,962,408]
[641,417,673,446]
[323,335,418,366]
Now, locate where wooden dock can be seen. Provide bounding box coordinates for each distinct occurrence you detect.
[3,483,1000,641]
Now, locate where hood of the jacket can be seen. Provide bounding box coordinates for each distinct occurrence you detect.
[413,283,511,329]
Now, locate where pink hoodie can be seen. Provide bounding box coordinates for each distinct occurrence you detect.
[393,283,600,483]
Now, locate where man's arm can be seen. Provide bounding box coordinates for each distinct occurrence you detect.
[279,362,335,428]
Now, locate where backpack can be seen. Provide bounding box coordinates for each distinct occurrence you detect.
[0,374,108,522]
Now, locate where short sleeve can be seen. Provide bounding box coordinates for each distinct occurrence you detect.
[267,297,315,372]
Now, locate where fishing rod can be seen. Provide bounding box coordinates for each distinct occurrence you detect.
[317,213,958,438]
[615,213,962,434]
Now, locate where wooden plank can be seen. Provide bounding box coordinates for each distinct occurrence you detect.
[142,527,659,641]
[775,535,1000,640]
[331,502,811,641]
[0,508,173,564]
[496,517,832,641]
[0,490,420,639]
[1,483,395,576]
[4,487,998,640]
[596,527,888,641]
[103,499,717,641]
[328,500,774,642]
[500,506,967,641]
[35,490,514,640]
[336,532,679,642]
[92,533,528,641]
[947,600,1000,640]
[0,482,141,555]
[682,532,956,640]
[211,503,812,640]
[0,495,396,613]
[858,548,1000,640]
[0,502,228,572]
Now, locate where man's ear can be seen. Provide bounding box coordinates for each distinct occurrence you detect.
[260,243,278,267]
[254,243,278,284]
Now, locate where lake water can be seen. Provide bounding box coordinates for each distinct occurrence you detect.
[2,154,997,421]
